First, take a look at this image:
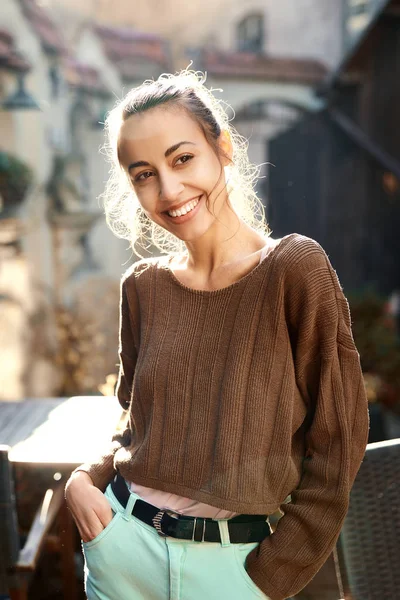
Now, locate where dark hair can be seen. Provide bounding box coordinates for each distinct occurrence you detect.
[122,84,224,160]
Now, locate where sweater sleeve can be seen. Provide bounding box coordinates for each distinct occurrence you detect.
[245,239,370,600]
[71,278,138,491]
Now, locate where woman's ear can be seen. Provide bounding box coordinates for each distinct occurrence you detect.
[218,130,233,166]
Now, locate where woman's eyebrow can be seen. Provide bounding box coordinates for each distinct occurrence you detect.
[128,141,195,171]
[128,160,149,170]
[164,141,195,157]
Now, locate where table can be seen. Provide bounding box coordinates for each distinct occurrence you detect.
[0,396,123,599]
[0,395,123,467]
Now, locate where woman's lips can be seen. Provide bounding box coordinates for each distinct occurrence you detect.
[163,195,203,224]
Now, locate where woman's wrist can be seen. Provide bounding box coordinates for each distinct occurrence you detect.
[67,469,95,489]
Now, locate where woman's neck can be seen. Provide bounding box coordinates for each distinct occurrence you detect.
[183,209,268,277]
[169,213,270,291]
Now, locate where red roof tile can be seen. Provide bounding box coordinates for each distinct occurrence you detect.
[20,0,67,55]
[0,29,31,72]
[94,25,170,80]
[63,57,109,96]
[202,50,328,85]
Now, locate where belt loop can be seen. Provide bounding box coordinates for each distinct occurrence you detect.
[217,519,231,547]
[123,490,137,521]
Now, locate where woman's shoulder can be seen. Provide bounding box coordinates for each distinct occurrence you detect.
[120,235,333,289]
[273,232,340,292]
[273,232,331,271]
[276,232,327,256]
[121,254,170,286]
[276,233,344,313]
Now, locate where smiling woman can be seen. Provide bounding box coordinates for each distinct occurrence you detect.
[65,69,369,600]
[104,70,267,256]
[117,105,235,246]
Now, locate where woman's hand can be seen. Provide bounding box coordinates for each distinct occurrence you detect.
[65,471,114,543]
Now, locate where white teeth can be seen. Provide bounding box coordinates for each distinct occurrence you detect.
[168,197,199,218]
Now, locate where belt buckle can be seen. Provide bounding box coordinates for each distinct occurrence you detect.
[152,508,180,537]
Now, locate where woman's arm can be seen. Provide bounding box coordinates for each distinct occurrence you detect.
[65,277,138,540]
[70,278,137,490]
[69,280,137,491]
[246,239,370,600]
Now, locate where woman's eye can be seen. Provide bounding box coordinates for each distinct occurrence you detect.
[175,154,193,166]
[135,171,153,183]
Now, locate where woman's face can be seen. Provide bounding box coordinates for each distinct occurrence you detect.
[117,105,231,242]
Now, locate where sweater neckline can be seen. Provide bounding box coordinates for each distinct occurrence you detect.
[162,233,296,295]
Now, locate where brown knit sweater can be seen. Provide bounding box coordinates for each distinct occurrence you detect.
[75,233,369,600]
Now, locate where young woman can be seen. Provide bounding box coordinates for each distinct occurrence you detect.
[65,70,369,600]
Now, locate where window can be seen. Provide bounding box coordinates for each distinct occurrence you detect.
[348,0,369,16]
[344,0,385,50]
[237,14,264,54]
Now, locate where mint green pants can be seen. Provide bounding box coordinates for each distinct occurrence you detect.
[82,482,271,600]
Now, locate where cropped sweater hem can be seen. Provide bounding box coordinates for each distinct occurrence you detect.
[117,471,289,515]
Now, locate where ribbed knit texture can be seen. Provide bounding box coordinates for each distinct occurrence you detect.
[75,233,370,600]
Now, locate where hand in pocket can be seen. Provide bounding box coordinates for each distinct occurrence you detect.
[65,471,114,542]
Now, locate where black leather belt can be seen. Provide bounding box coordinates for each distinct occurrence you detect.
[111,473,271,543]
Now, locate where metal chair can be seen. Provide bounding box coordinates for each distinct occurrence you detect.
[334,438,400,599]
[0,445,77,600]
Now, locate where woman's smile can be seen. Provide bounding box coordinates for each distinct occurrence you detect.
[162,194,203,224]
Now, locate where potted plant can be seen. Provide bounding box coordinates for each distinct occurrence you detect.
[0,150,34,216]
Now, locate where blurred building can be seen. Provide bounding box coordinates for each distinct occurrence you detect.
[49,0,344,67]
[0,0,391,399]
[47,0,336,211]
[0,0,170,399]
[45,0,389,215]
[1,0,68,398]
[268,0,400,294]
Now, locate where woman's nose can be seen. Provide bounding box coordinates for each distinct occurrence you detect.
[159,172,185,202]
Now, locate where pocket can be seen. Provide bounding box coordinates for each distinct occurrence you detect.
[82,509,121,550]
[233,543,271,599]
